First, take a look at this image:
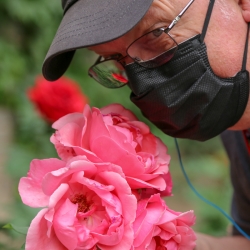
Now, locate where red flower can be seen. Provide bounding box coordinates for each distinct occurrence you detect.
[27,76,88,123]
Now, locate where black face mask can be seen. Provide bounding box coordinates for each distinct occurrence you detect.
[125,0,250,141]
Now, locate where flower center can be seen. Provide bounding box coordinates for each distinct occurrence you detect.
[71,193,92,213]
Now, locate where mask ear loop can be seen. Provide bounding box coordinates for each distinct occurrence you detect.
[242,23,250,71]
[200,0,215,43]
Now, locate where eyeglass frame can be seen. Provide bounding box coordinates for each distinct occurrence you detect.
[88,0,195,86]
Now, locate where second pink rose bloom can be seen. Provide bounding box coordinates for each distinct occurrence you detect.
[50,104,172,197]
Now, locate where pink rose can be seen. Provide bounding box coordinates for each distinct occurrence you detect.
[27,75,88,123]
[50,104,172,196]
[132,194,196,250]
[18,156,137,250]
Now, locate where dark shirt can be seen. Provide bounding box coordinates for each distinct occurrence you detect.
[221,130,250,236]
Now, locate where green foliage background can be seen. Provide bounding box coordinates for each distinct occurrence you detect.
[0,1,232,249]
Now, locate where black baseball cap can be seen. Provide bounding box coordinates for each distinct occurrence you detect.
[42,0,154,81]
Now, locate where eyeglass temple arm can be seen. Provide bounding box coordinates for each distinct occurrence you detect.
[93,56,103,66]
[166,0,195,32]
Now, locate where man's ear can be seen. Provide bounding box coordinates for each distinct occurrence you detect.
[240,0,250,22]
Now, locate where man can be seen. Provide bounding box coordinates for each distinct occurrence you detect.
[42,0,250,248]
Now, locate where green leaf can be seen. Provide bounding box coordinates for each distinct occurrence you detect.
[3,223,28,235]
[21,243,26,249]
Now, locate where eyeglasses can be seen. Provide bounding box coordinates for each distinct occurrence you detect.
[88,0,195,88]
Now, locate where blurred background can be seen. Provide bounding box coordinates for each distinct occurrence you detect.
[0,1,232,249]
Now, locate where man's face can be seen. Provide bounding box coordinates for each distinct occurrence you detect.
[89,0,250,130]
[90,0,247,76]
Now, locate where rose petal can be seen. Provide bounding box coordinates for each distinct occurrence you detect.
[53,199,78,250]
[25,208,67,250]
[18,159,65,207]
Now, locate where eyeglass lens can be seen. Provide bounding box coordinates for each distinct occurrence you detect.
[127,28,178,67]
[89,60,128,88]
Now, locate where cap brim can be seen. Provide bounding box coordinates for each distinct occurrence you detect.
[42,0,153,81]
